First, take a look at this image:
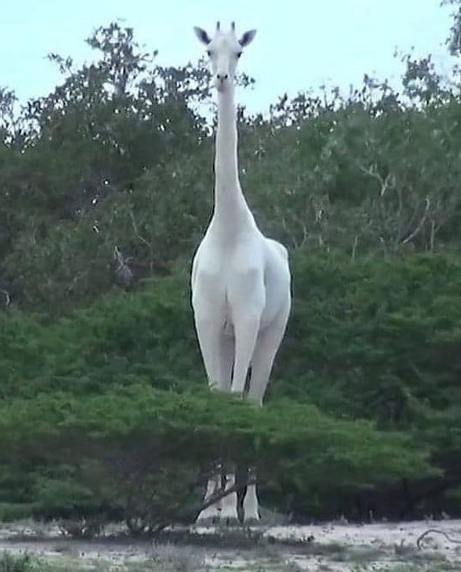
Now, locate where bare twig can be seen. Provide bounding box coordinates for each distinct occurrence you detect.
[360,164,397,247]
[378,235,388,254]
[351,235,359,262]
[359,164,394,197]
[66,270,89,294]
[299,220,308,249]
[114,246,134,288]
[276,208,299,250]
[401,197,430,245]
[430,218,436,252]
[129,208,151,251]
[128,207,157,272]
[0,289,10,306]
[416,528,461,550]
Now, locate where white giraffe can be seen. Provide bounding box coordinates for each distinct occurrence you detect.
[191,22,291,525]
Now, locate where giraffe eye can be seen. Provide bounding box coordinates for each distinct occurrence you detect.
[207,50,212,56]
[237,51,242,58]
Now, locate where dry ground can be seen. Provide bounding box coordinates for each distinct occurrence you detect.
[0,519,460,571]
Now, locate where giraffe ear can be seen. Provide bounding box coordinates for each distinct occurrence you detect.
[239,29,256,47]
[194,26,211,45]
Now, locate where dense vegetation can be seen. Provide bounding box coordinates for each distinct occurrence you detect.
[1,5,461,530]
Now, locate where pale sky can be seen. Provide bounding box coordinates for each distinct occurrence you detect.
[0,0,455,114]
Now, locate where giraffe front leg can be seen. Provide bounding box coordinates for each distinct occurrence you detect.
[242,466,261,525]
[219,464,240,526]
[230,308,263,396]
[193,311,226,391]
[196,465,222,525]
[228,272,265,396]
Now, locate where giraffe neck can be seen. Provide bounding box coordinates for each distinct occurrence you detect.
[212,84,252,232]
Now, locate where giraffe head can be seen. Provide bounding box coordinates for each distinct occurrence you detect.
[194,21,256,92]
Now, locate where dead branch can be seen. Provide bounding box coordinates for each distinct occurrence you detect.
[276,207,300,249]
[359,164,395,197]
[0,289,10,306]
[299,220,308,248]
[148,475,256,535]
[198,474,256,515]
[351,235,359,262]
[128,207,158,272]
[66,270,89,294]
[360,164,397,246]
[401,197,430,246]
[114,246,134,288]
[129,208,151,251]
[416,528,461,550]
[430,218,436,252]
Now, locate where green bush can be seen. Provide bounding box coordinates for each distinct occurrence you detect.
[1,252,460,522]
[0,386,431,528]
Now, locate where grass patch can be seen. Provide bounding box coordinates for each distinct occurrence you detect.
[0,550,206,572]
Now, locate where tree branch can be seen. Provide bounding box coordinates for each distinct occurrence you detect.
[417,528,461,549]
[198,474,256,516]
[0,289,10,306]
[401,197,430,245]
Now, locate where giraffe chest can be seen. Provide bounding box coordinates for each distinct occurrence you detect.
[195,243,262,284]
[192,238,265,312]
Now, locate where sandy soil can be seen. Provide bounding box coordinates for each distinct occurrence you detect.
[0,519,460,571]
[266,519,461,571]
